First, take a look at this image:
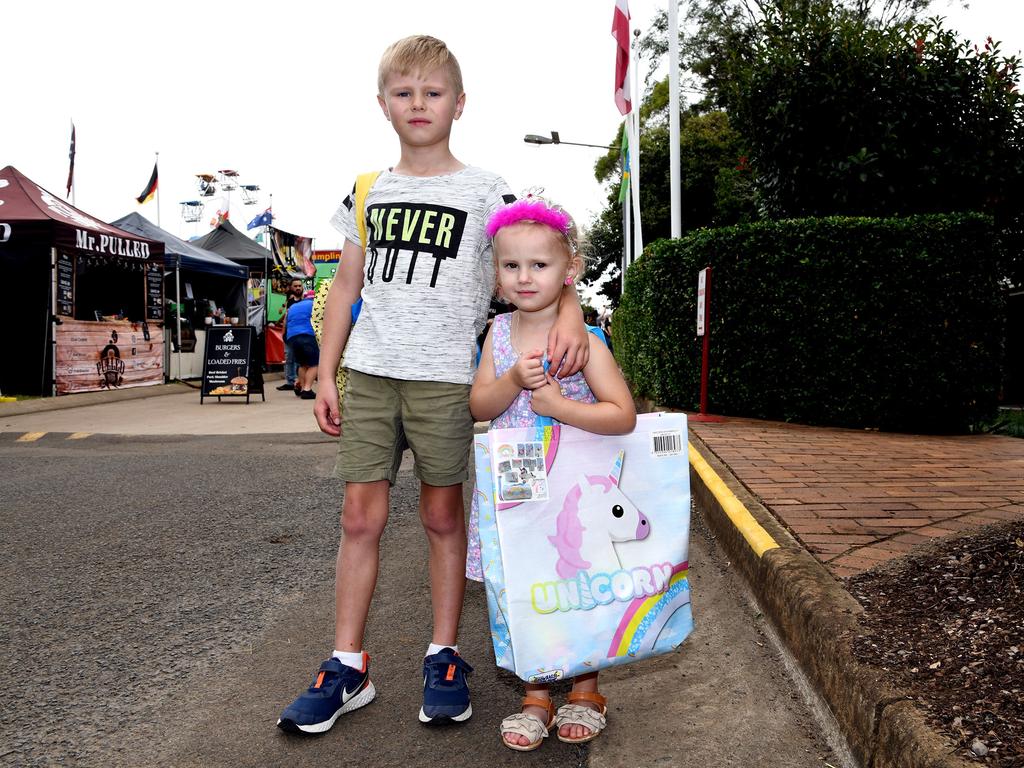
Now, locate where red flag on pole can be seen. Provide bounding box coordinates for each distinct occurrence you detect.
[65,123,76,198]
[612,0,632,115]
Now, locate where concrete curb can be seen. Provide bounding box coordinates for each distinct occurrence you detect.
[686,428,971,768]
[0,374,286,418]
[0,382,195,417]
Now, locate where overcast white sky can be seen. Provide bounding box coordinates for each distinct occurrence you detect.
[3,0,1021,256]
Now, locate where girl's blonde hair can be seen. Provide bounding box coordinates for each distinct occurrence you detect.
[487,194,581,260]
[488,194,588,298]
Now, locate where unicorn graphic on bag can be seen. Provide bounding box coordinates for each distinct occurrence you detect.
[548,451,650,579]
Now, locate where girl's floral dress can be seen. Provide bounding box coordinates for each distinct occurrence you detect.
[466,311,596,580]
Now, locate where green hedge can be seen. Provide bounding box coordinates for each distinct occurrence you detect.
[615,214,1005,433]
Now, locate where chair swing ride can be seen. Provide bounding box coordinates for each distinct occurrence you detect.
[179,169,260,224]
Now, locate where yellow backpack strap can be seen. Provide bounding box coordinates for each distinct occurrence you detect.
[311,275,348,394]
[308,171,377,403]
[311,278,332,345]
[354,170,382,249]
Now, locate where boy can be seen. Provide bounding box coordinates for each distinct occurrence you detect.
[277,35,589,735]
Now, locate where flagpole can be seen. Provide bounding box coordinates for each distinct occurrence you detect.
[612,0,635,292]
[175,263,183,381]
[622,185,631,292]
[628,29,644,266]
[155,152,161,229]
[50,248,59,396]
[668,0,682,237]
[263,193,272,332]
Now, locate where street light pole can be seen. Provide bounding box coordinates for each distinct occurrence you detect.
[523,131,615,150]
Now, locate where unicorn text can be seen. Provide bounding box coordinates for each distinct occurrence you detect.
[530,562,674,614]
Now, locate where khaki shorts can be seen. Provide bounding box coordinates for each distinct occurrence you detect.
[336,368,473,486]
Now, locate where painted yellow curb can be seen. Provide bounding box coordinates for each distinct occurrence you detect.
[67,433,91,440]
[16,432,46,442]
[689,440,779,558]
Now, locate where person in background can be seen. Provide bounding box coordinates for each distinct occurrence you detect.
[277,278,305,393]
[285,289,319,400]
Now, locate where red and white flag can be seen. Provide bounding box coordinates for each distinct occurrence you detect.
[612,0,632,115]
[210,197,230,227]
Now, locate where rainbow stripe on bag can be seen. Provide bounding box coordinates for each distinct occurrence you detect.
[608,563,691,658]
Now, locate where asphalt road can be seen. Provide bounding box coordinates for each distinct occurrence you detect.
[0,431,852,768]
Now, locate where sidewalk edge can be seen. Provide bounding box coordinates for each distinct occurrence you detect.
[0,382,195,417]
[0,374,286,418]
[688,429,971,768]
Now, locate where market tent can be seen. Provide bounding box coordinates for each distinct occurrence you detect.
[0,165,166,396]
[192,218,272,269]
[112,212,247,279]
[193,218,275,331]
[0,166,164,262]
[112,213,251,376]
[113,212,247,324]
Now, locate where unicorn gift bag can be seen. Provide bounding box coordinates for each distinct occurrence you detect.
[474,412,693,683]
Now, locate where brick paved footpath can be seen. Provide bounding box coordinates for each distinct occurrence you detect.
[688,417,1024,578]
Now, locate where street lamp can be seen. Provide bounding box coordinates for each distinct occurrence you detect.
[524,131,614,150]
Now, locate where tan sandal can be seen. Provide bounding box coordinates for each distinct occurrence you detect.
[500,695,556,752]
[555,690,608,744]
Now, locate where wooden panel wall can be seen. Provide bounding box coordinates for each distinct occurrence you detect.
[55,319,164,395]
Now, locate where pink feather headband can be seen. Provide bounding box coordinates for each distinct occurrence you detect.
[486,196,578,253]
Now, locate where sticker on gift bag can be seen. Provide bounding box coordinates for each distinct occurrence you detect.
[476,413,694,682]
[494,440,550,502]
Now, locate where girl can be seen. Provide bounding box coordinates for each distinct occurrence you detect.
[466,195,637,751]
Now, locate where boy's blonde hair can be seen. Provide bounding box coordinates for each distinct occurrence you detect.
[378,35,464,95]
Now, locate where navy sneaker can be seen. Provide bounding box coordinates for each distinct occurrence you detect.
[277,655,375,735]
[418,648,473,724]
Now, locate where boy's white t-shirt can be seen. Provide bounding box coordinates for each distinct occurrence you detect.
[330,166,514,385]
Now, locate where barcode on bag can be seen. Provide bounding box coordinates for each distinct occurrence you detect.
[651,430,683,456]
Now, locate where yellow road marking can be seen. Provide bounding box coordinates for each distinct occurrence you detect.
[67,432,91,440]
[17,432,46,442]
[689,441,779,558]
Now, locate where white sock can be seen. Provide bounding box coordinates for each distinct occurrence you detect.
[426,642,458,657]
[332,650,365,670]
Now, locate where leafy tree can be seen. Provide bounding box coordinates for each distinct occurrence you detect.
[605,0,1024,286]
[584,84,756,307]
[708,7,1022,219]
[640,0,936,101]
[582,200,626,307]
